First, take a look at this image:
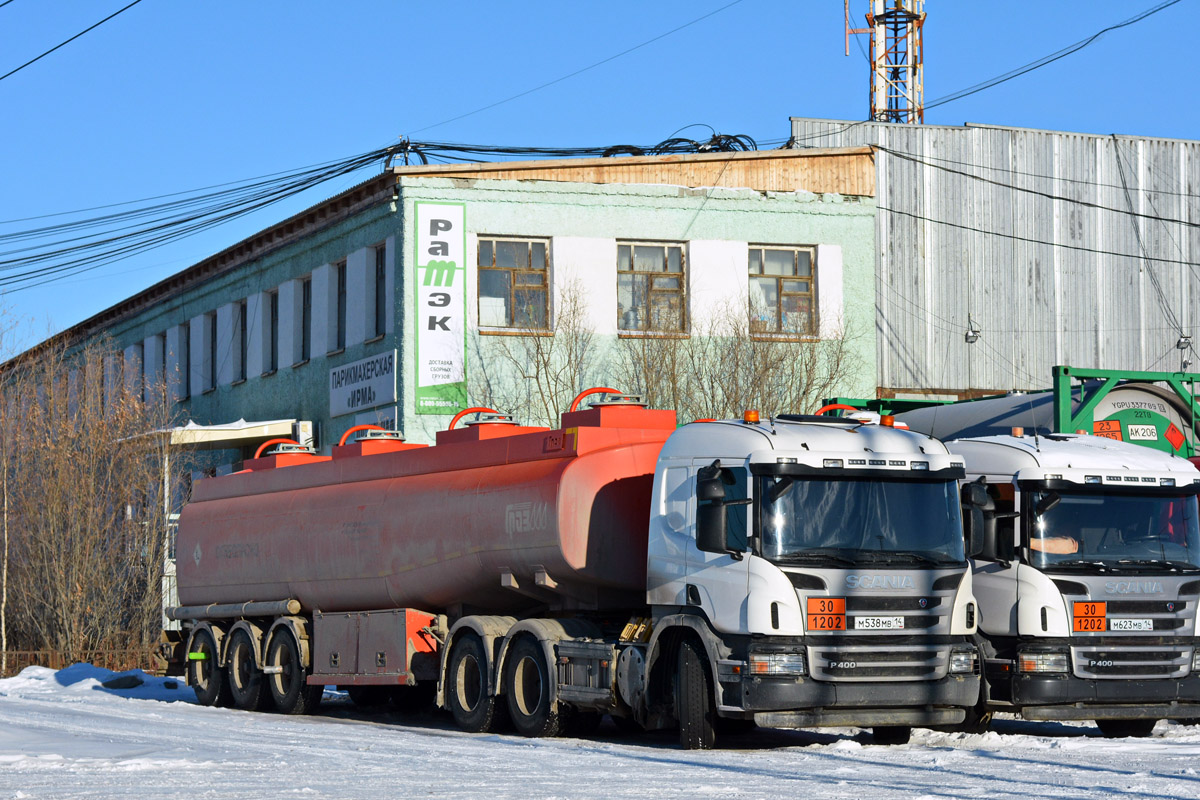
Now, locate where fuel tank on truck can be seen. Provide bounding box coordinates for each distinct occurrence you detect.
[175,402,678,615]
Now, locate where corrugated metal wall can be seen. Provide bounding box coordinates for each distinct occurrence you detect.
[791,118,1200,396]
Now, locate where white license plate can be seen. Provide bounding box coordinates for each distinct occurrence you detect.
[1109,618,1153,632]
[855,616,905,630]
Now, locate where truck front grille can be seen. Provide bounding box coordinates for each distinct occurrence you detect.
[1071,644,1193,679]
[808,643,949,682]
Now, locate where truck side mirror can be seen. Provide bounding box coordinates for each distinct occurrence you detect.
[964,483,990,508]
[697,501,728,555]
[697,476,726,502]
[965,506,985,558]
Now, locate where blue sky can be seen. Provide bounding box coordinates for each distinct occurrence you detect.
[0,0,1194,350]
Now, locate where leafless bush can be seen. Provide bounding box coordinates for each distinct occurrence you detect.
[0,337,188,661]
[613,298,862,422]
[471,278,600,427]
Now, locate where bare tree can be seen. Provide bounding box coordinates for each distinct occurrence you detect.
[613,297,863,422]
[2,336,188,662]
[471,278,600,427]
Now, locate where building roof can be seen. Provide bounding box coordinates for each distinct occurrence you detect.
[22,147,874,362]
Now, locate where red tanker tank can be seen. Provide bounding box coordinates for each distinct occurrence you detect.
[175,400,677,615]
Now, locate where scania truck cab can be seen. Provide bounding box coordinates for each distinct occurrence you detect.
[647,414,981,746]
[941,433,1200,736]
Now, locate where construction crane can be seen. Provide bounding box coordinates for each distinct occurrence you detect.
[845,0,925,123]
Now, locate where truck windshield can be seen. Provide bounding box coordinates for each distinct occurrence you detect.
[1027,490,1200,571]
[758,477,965,565]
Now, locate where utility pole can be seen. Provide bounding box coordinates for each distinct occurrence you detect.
[845,0,926,123]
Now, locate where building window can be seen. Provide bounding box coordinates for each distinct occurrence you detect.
[207,312,217,391]
[301,277,312,362]
[374,244,387,338]
[156,332,166,394]
[181,324,190,398]
[477,237,549,330]
[237,300,248,381]
[268,291,279,373]
[617,242,685,333]
[335,260,347,351]
[748,246,817,336]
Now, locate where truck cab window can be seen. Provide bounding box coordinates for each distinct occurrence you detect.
[725,467,749,552]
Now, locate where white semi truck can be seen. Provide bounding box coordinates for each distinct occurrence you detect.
[172,398,981,749]
[901,429,1200,736]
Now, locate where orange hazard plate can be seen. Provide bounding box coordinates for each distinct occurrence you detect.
[1072,601,1107,632]
[1092,420,1123,441]
[807,597,846,631]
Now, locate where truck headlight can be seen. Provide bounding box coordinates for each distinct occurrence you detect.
[949,648,978,674]
[748,651,807,677]
[1018,651,1070,673]
[1192,649,1200,673]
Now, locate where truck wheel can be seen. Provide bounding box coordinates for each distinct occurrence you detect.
[188,628,232,708]
[447,634,502,733]
[1096,718,1158,738]
[504,637,564,738]
[226,629,270,711]
[265,628,322,715]
[873,726,912,745]
[675,637,716,750]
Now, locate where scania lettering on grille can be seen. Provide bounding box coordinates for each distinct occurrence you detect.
[846,574,915,590]
[1104,581,1164,594]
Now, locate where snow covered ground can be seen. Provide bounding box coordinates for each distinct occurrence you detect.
[3,665,1200,799]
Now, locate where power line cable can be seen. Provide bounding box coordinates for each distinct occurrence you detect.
[0,0,146,84]
[925,0,1182,111]
[406,0,746,134]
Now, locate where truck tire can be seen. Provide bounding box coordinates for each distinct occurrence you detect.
[226,629,270,711]
[675,637,716,750]
[188,628,233,708]
[873,726,912,745]
[504,637,564,738]
[1096,718,1157,738]
[265,628,322,715]
[446,634,502,733]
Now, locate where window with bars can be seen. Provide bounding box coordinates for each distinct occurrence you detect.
[300,277,312,362]
[617,242,686,333]
[237,300,248,382]
[335,260,347,351]
[374,244,387,338]
[477,237,550,330]
[268,291,279,373]
[748,245,817,337]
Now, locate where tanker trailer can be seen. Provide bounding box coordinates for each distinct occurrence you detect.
[169,393,980,749]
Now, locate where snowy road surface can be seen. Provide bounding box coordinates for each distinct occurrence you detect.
[3,665,1200,799]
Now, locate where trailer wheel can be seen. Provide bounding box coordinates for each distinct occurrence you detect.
[226,629,270,711]
[675,637,716,750]
[188,628,233,708]
[1096,718,1158,738]
[446,634,502,733]
[504,637,564,738]
[265,628,322,715]
[873,726,912,745]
